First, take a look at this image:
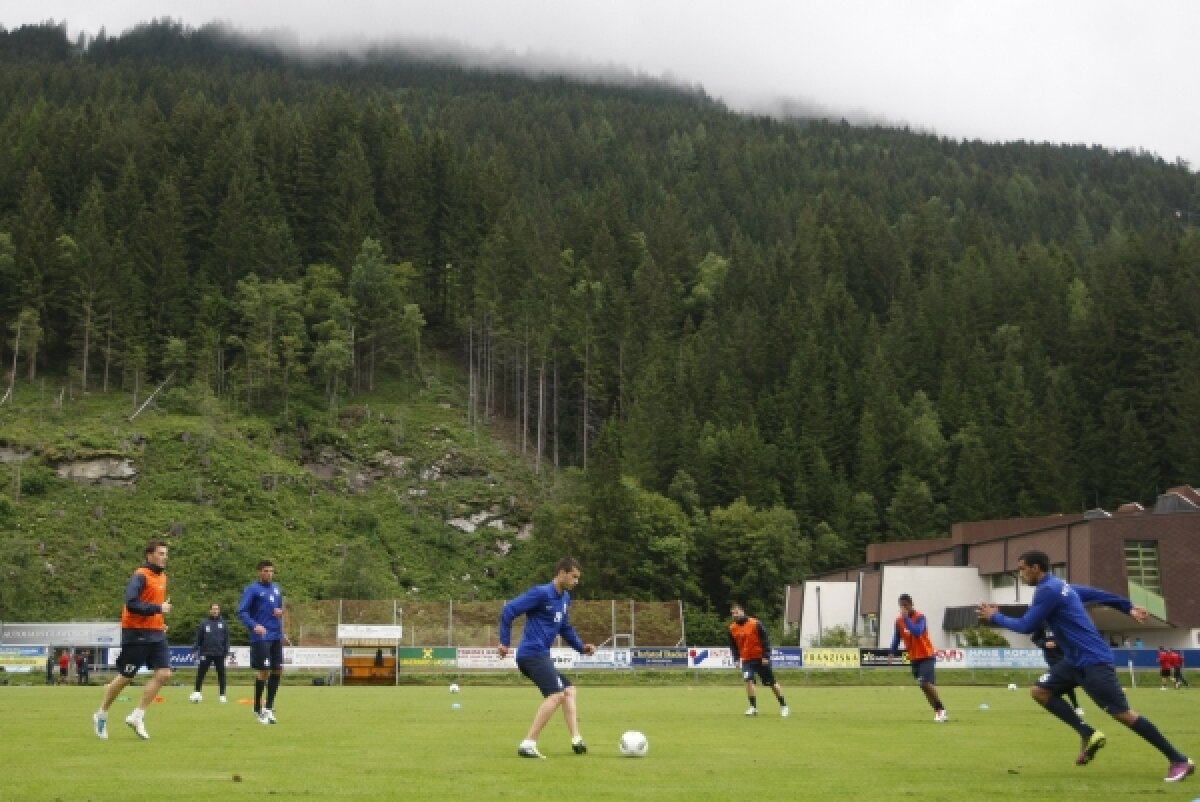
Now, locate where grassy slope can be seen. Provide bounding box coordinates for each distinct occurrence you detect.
[0,360,548,638]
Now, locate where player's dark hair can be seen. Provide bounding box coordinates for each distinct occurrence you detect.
[257,559,274,570]
[1018,550,1050,572]
[555,556,580,574]
[144,539,167,556]
[898,593,913,604]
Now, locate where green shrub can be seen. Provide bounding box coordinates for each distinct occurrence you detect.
[960,626,1010,647]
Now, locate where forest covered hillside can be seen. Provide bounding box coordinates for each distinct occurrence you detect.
[1,20,1199,628]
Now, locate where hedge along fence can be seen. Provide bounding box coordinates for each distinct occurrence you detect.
[285,599,686,648]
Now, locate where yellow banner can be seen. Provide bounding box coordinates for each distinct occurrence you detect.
[802,648,861,668]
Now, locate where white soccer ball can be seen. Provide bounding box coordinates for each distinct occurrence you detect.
[189,691,203,703]
[618,730,649,758]
[449,683,460,694]
[1007,683,1018,691]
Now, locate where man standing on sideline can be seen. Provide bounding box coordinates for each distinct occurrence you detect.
[498,557,595,759]
[888,593,948,722]
[1171,649,1189,688]
[92,539,173,740]
[979,550,1194,783]
[191,602,231,703]
[1032,625,1083,716]
[238,560,284,724]
[76,650,91,685]
[728,602,789,717]
[1158,647,1174,690]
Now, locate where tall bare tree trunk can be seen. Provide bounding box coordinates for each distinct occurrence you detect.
[582,338,590,471]
[535,354,545,474]
[7,319,20,402]
[521,334,530,455]
[102,317,112,393]
[80,301,92,394]
[552,356,559,468]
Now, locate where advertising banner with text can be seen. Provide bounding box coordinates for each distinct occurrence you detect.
[631,647,689,667]
[802,648,861,668]
[0,644,48,672]
[399,647,457,668]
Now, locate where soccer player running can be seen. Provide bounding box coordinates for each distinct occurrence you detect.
[1032,624,1083,716]
[93,539,173,740]
[888,593,948,722]
[979,549,1194,783]
[498,557,595,759]
[191,602,231,703]
[238,559,285,724]
[728,602,789,717]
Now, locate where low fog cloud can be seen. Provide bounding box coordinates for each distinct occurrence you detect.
[9,1,1200,168]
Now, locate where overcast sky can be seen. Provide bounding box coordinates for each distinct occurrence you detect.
[8,1,1199,170]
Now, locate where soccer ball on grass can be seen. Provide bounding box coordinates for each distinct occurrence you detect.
[449,683,460,694]
[1007,683,1018,691]
[618,730,649,757]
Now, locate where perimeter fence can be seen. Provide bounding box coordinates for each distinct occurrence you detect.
[286,599,686,648]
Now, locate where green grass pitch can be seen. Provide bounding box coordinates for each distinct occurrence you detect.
[0,682,1196,800]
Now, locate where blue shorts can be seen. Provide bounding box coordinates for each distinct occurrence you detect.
[1037,661,1129,714]
[740,658,778,687]
[115,640,171,678]
[251,640,284,671]
[516,652,572,697]
[910,657,937,685]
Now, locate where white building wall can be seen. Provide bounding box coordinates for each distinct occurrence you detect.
[798,581,859,647]
[877,566,987,651]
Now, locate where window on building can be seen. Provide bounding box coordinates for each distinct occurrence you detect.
[860,614,878,637]
[1124,540,1166,619]
[1051,564,1067,579]
[990,572,1016,589]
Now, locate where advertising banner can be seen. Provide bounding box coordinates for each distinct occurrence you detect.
[860,648,969,668]
[934,648,968,667]
[287,648,341,668]
[0,644,48,672]
[173,646,341,669]
[688,647,735,669]
[574,648,631,669]
[170,646,197,667]
[802,647,861,668]
[338,624,403,640]
[1,622,120,646]
[859,648,896,668]
[962,648,1044,669]
[456,647,514,669]
[631,647,689,667]
[399,647,456,667]
[769,648,804,669]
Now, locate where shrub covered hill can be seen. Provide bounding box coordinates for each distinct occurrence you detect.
[2,21,1200,642]
[0,366,555,641]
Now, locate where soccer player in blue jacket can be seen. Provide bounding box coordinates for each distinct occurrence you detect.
[498,557,595,759]
[979,550,1193,783]
[238,559,285,724]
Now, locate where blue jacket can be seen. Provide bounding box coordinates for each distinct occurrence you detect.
[989,575,1131,667]
[194,615,231,657]
[238,581,284,642]
[499,581,585,657]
